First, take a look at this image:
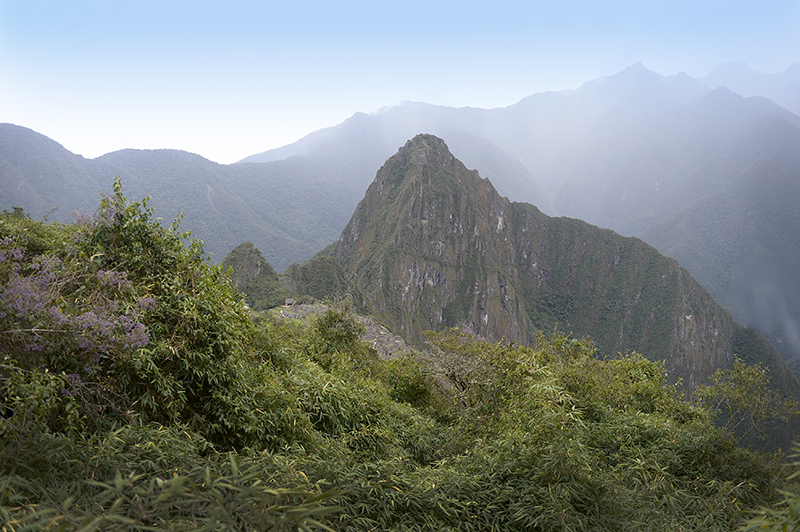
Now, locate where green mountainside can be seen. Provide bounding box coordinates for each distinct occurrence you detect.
[327,134,799,398]
[0,124,354,271]
[222,241,360,311]
[221,241,289,309]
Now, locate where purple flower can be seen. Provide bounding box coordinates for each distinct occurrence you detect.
[0,247,24,264]
[125,322,150,348]
[72,210,97,228]
[97,269,130,288]
[1,271,50,317]
[49,306,68,325]
[137,296,156,312]
[78,338,94,351]
[117,314,133,330]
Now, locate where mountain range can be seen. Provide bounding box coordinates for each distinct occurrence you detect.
[0,124,354,270]
[1,61,799,369]
[241,61,800,370]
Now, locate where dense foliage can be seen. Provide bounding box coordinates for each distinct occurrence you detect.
[2,186,799,530]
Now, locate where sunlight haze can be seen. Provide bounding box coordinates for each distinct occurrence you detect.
[1,0,798,163]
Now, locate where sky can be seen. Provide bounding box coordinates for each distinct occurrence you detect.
[1,1,799,164]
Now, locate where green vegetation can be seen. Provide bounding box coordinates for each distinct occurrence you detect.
[743,442,800,531]
[3,185,800,530]
[222,241,292,310]
[222,244,364,313]
[283,256,358,309]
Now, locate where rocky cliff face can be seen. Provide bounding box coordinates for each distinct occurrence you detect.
[331,134,798,394]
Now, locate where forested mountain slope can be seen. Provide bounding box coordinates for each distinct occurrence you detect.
[327,134,799,397]
[0,123,352,271]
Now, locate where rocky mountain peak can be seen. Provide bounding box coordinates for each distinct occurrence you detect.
[327,135,799,398]
[369,133,471,197]
[398,134,455,167]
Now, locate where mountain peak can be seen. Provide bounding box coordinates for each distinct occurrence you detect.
[327,135,796,397]
[372,134,481,197]
[332,134,500,282]
[625,61,649,72]
[397,133,456,167]
[573,62,674,112]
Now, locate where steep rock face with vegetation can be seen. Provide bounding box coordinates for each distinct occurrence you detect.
[222,241,275,289]
[282,255,352,303]
[330,134,798,395]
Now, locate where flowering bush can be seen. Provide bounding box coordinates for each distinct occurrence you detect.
[0,233,151,400]
[0,179,253,441]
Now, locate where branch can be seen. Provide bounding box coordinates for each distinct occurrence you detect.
[0,328,68,334]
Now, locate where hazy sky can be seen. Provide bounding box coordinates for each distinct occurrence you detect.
[2,1,799,164]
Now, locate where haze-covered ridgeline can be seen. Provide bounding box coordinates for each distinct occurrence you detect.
[2,185,800,530]
[2,62,800,371]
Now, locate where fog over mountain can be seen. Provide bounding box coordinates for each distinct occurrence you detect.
[240,62,800,367]
[2,62,799,370]
[704,61,800,117]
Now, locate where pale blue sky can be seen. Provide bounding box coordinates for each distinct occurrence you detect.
[2,1,799,163]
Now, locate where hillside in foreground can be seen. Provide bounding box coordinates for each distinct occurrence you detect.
[3,183,800,530]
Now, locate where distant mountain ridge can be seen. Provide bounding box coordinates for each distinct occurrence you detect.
[705,60,800,117]
[0,123,354,271]
[0,122,539,271]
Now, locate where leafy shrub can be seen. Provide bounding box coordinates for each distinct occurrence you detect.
[0,424,340,531]
[385,354,431,406]
[743,442,800,531]
[696,356,800,446]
